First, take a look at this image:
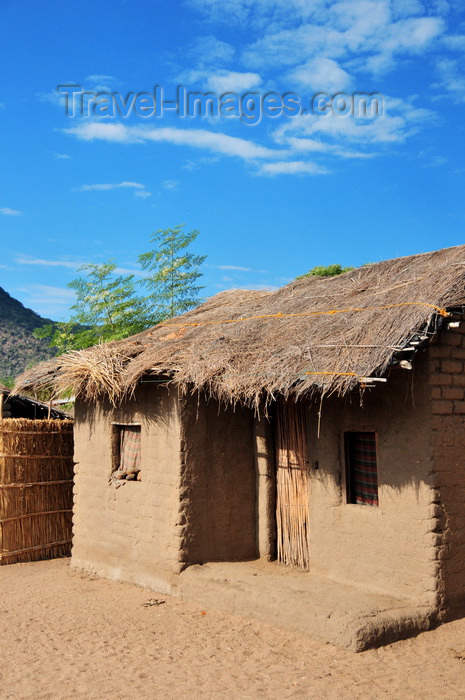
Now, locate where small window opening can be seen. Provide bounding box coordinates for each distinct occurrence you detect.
[345,431,378,506]
[112,424,141,481]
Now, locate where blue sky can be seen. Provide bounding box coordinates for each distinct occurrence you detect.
[1,0,465,319]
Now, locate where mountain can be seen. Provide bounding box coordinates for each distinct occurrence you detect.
[0,287,56,380]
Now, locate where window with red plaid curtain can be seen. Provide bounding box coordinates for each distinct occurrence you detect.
[345,432,379,507]
[111,424,142,482]
[119,426,141,473]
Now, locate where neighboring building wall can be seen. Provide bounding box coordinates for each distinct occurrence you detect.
[429,322,465,617]
[72,384,183,594]
[253,415,276,561]
[306,352,438,604]
[179,394,257,566]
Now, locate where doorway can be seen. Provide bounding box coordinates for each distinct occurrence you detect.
[275,398,310,569]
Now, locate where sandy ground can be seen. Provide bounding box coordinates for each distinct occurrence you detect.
[1,559,465,699]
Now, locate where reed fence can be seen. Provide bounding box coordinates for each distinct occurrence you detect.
[0,418,74,565]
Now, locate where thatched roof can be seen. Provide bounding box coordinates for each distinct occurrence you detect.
[0,381,70,419]
[13,245,465,407]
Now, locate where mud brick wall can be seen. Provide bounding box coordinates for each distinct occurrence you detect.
[179,394,257,566]
[429,323,465,616]
[306,353,439,604]
[72,385,183,594]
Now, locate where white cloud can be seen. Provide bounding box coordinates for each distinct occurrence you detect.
[44,2,454,187]
[15,256,144,277]
[16,284,76,319]
[277,134,377,160]
[64,122,289,161]
[287,57,352,92]
[361,16,445,74]
[394,17,445,51]
[21,284,76,303]
[207,263,268,275]
[74,181,152,199]
[391,0,424,18]
[274,95,435,150]
[54,153,71,160]
[283,137,330,153]
[0,207,22,216]
[178,68,208,86]
[161,180,180,190]
[39,89,69,106]
[242,24,342,70]
[187,0,321,26]
[258,160,328,175]
[40,76,119,113]
[85,74,120,92]
[75,181,146,192]
[65,121,143,143]
[178,68,262,93]
[334,148,376,159]
[62,92,436,176]
[136,1,465,177]
[421,154,448,167]
[184,0,448,121]
[136,125,282,160]
[235,2,444,77]
[207,71,262,93]
[182,156,219,170]
[86,74,118,84]
[442,35,465,51]
[435,58,465,102]
[189,35,235,65]
[15,256,86,269]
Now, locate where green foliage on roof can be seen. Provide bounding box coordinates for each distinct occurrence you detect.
[297,264,355,279]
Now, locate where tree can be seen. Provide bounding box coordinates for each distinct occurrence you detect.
[68,263,150,341]
[138,225,206,321]
[35,262,151,353]
[35,226,207,354]
[297,263,355,279]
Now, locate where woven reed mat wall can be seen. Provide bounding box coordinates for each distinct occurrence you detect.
[0,418,74,565]
[275,399,310,570]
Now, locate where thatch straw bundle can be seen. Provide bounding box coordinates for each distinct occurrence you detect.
[0,419,74,565]
[13,246,465,407]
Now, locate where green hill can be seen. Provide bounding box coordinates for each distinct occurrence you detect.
[0,287,55,380]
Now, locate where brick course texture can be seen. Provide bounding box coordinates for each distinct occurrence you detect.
[429,323,465,617]
[72,385,183,594]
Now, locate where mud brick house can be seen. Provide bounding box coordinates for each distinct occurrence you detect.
[15,244,465,650]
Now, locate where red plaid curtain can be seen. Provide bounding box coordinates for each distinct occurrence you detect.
[120,426,141,472]
[347,432,378,506]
